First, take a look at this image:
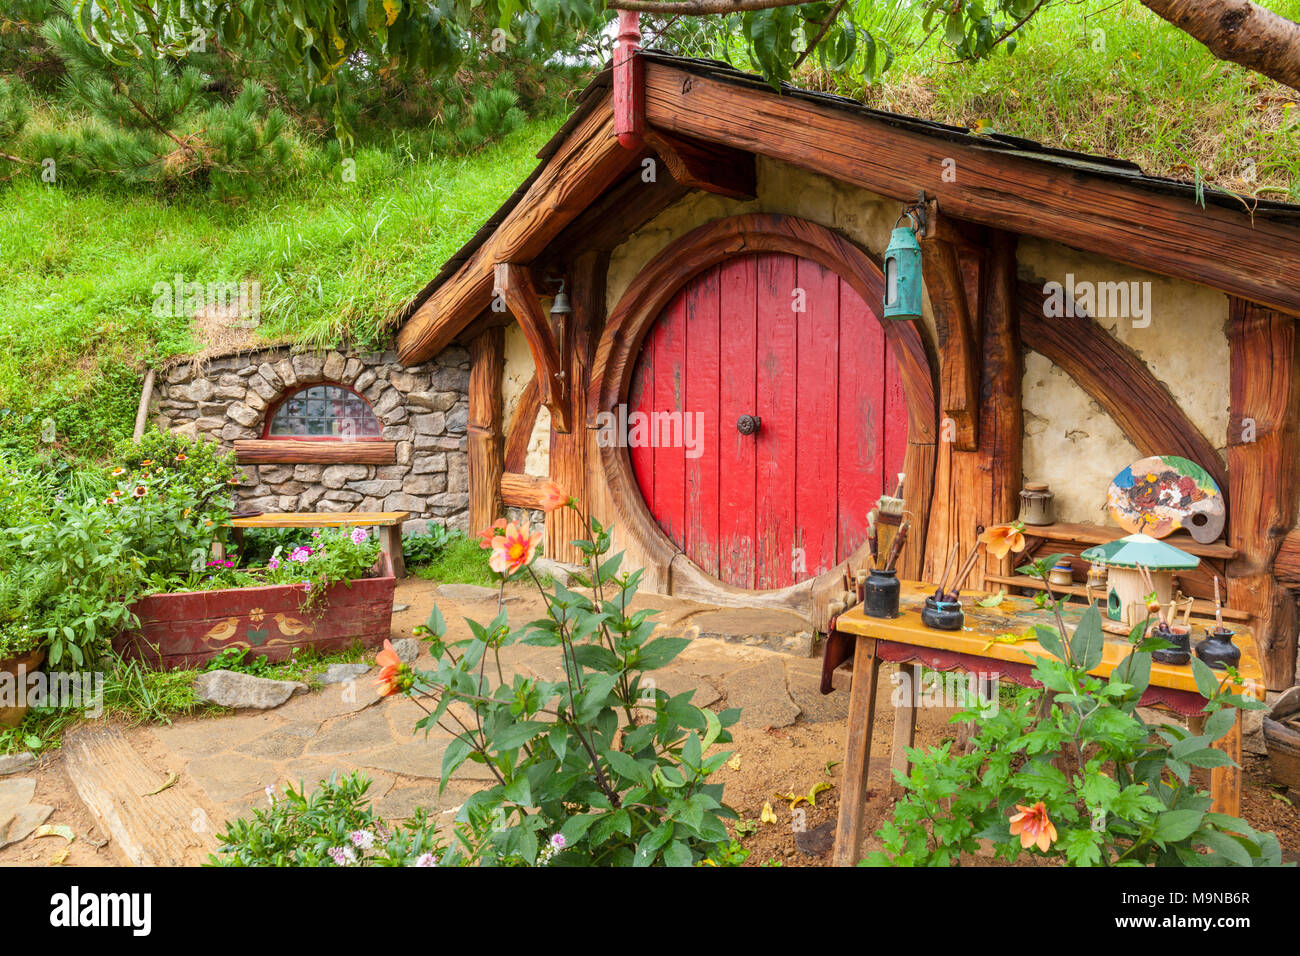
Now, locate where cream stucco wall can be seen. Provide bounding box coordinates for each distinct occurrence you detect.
[1017,238,1230,522]
[501,321,553,477]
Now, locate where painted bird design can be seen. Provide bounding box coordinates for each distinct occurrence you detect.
[273,613,315,637]
[201,618,240,644]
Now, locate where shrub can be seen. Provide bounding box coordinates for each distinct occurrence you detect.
[381,494,742,867]
[210,772,446,867]
[867,549,1282,867]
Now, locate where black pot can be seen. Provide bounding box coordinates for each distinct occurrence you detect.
[862,568,900,619]
[1151,624,1192,665]
[1195,626,1241,670]
[921,595,964,631]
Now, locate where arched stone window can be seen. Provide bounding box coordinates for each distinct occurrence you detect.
[265,383,382,440]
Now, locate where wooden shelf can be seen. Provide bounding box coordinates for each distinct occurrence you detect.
[984,573,1251,623]
[1020,522,1236,561]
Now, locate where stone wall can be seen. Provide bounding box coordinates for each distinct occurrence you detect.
[153,344,471,530]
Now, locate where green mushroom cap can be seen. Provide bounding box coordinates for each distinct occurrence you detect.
[1080,533,1199,571]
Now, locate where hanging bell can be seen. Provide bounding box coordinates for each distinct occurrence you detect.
[550,281,572,317]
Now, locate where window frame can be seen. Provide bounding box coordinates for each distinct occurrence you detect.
[261,382,385,442]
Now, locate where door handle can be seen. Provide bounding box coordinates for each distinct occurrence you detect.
[737,415,761,435]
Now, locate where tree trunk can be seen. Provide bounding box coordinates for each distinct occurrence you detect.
[1140,0,1300,93]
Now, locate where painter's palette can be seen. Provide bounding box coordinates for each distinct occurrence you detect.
[1106,455,1224,542]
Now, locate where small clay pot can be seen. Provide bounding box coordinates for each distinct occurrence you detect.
[861,568,900,619]
[921,595,964,631]
[1048,561,1074,589]
[1151,624,1192,666]
[1195,626,1241,670]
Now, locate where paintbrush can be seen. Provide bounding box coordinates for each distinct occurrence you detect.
[1214,576,1223,630]
[883,519,910,573]
[875,474,907,560]
[867,509,879,570]
[948,542,983,598]
[936,543,960,600]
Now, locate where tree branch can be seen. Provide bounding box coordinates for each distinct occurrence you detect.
[1140,0,1300,93]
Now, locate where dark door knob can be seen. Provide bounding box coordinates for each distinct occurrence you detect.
[737,414,761,435]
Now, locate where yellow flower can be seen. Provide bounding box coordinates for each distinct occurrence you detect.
[978,523,1027,561]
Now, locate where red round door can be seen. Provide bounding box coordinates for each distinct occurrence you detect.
[627,252,909,590]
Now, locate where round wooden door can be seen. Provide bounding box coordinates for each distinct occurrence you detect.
[627,252,909,590]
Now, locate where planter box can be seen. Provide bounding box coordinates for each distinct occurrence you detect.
[1264,716,1300,791]
[0,648,45,729]
[114,554,395,670]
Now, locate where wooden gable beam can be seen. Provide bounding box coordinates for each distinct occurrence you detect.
[396,97,635,366]
[496,262,570,434]
[642,62,1300,319]
[642,128,756,200]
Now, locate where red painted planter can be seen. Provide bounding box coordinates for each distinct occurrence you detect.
[114,554,396,670]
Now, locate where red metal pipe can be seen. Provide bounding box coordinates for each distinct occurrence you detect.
[613,10,644,150]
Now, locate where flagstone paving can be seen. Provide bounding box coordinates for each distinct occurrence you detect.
[143,577,831,832]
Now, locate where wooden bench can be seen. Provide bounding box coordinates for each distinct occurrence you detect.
[224,511,412,578]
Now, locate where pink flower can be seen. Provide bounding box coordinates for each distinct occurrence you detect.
[489,521,541,576]
[350,528,368,545]
[302,581,313,592]
[290,547,313,563]
[268,558,280,571]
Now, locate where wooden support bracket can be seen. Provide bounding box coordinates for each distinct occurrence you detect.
[920,224,981,451]
[495,261,571,433]
[643,128,756,200]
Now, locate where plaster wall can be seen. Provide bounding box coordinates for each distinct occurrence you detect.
[1017,238,1230,523]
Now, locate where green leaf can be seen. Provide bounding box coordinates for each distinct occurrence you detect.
[633,821,673,866]
[1152,809,1204,845]
[559,813,598,847]
[662,839,693,867]
[636,637,690,671]
[1203,706,1237,743]
[1069,604,1105,671]
[1192,656,1221,701]
[503,774,531,805]
[603,748,651,786]
[492,720,548,752]
[1179,748,1236,770]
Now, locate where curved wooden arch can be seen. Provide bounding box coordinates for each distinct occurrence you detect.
[590,212,937,608]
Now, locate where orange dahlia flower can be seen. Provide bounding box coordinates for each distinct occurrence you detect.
[478,522,506,550]
[489,521,541,575]
[979,522,1027,561]
[1008,802,1058,851]
[375,639,404,697]
[537,481,569,514]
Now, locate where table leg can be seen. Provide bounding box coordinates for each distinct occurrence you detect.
[890,663,918,798]
[1210,708,1242,817]
[380,524,406,579]
[833,636,881,867]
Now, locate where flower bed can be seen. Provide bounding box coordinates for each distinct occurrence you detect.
[113,552,395,670]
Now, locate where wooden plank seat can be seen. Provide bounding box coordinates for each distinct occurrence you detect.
[225,511,412,578]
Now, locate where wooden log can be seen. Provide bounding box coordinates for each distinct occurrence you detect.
[397,100,636,365]
[546,250,606,565]
[1019,279,1229,496]
[468,327,505,538]
[1227,299,1300,690]
[234,440,396,465]
[979,231,1023,580]
[133,368,155,442]
[504,376,541,474]
[642,61,1300,319]
[501,471,550,508]
[1274,529,1300,590]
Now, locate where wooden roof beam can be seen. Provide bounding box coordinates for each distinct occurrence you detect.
[642,128,755,200]
[642,61,1300,319]
[396,96,635,366]
[920,227,981,451]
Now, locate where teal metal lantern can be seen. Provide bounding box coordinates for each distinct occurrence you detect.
[883,222,922,321]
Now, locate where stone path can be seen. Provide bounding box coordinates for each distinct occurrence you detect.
[137,578,834,838]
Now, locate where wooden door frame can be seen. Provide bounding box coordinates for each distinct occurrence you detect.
[590,212,937,609]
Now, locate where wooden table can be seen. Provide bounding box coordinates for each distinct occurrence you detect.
[825,581,1264,867]
[227,511,412,578]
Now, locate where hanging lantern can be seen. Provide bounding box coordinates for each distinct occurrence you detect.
[883,218,922,321]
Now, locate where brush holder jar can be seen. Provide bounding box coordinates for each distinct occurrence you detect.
[921,595,964,631]
[861,568,900,619]
[1195,627,1241,670]
[1151,623,1192,666]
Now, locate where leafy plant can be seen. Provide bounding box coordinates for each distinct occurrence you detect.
[867,551,1282,867]
[210,772,446,867]
[384,495,742,866]
[258,526,381,611]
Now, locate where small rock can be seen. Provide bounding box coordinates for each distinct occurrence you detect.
[0,753,36,776]
[535,556,584,587]
[318,662,371,685]
[393,603,410,613]
[392,638,420,665]
[437,583,500,602]
[0,801,53,849]
[193,670,308,710]
[794,820,836,858]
